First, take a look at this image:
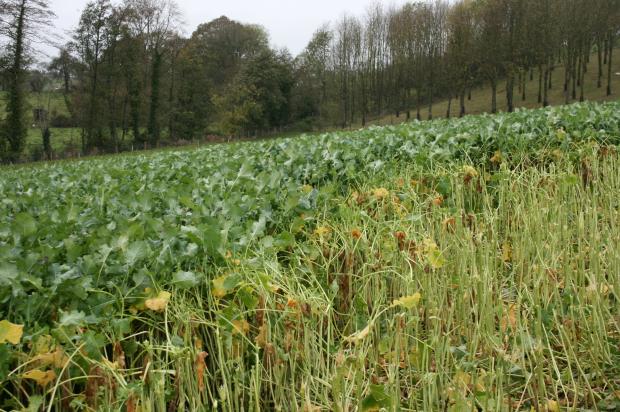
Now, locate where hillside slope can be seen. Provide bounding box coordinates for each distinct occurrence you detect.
[372,53,620,126]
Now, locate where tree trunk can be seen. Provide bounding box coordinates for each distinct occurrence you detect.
[543,66,550,107]
[121,95,128,144]
[427,85,433,121]
[598,39,604,88]
[576,53,582,87]
[571,54,577,100]
[63,66,70,94]
[459,89,466,118]
[607,32,614,96]
[406,88,411,120]
[168,54,177,141]
[580,51,586,102]
[42,127,51,160]
[148,51,162,147]
[416,88,421,121]
[491,79,497,114]
[3,0,28,163]
[564,62,571,104]
[538,65,543,103]
[446,94,452,119]
[548,66,553,90]
[361,106,366,127]
[564,60,569,92]
[506,71,514,113]
[130,75,141,146]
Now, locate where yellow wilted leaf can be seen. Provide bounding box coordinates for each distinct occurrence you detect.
[145,291,171,312]
[502,242,512,263]
[33,334,53,354]
[393,293,422,309]
[232,320,250,336]
[454,370,472,389]
[586,281,611,297]
[33,346,69,368]
[211,276,228,298]
[344,321,373,344]
[428,249,445,269]
[255,324,268,348]
[102,358,120,370]
[23,369,57,387]
[0,320,23,345]
[372,188,390,199]
[268,283,281,294]
[301,184,313,194]
[491,150,503,164]
[546,400,560,412]
[314,226,331,237]
[463,165,479,178]
[500,304,518,332]
[423,239,445,269]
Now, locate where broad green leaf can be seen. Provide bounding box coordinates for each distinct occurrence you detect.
[14,213,37,237]
[173,271,199,289]
[24,395,44,412]
[212,273,242,299]
[360,385,392,412]
[59,310,86,327]
[0,263,18,285]
[427,248,446,269]
[125,241,148,266]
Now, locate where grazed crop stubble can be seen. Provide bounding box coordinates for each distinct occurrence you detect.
[0,101,619,411]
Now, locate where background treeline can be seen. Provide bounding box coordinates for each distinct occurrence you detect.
[1,0,619,162]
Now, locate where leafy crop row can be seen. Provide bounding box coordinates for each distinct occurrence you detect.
[0,101,619,410]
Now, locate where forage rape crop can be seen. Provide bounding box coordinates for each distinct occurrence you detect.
[0,101,619,410]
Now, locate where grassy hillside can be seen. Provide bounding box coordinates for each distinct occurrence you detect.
[372,54,620,126]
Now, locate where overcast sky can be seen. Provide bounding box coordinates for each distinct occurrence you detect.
[47,0,411,57]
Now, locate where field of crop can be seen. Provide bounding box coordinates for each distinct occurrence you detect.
[1,102,619,411]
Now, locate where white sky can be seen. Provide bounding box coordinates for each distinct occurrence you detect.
[46,0,411,57]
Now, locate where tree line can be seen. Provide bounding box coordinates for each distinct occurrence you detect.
[1,0,619,162]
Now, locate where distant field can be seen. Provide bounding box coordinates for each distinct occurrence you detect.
[0,90,70,123]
